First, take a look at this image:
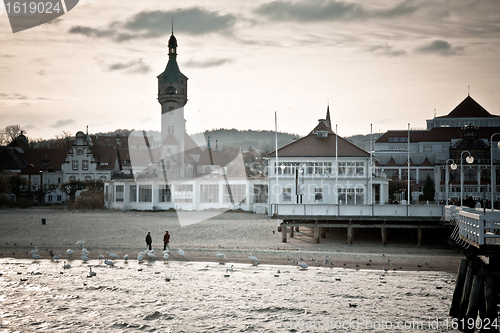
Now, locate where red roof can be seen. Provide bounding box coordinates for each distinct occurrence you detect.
[24,149,67,171]
[436,95,499,119]
[269,122,369,158]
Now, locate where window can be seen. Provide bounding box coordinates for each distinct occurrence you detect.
[82,160,89,170]
[33,195,38,203]
[253,185,268,203]
[100,176,107,181]
[57,195,62,201]
[72,160,78,170]
[158,185,171,202]
[69,176,76,181]
[48,195,53,202]
[58,177,61,184]
[338,188,364,204]
[76,149,84,156]
[423,145,432,153]
[174,184,193,202]
[166,161,171,171]
[283,188,291,202]
[115,185,124,202]
[129,185,137,202]
[315,188,323,202]
[224,184,246,203]
[139,185,152,202]
[84,176,91,181]
[200,184,219,203]
[388,137,408,142]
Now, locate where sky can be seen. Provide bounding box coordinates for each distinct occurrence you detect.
[1,0,500,141]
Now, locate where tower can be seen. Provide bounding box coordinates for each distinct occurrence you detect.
[157,30,188,177]
[325,103,331,129]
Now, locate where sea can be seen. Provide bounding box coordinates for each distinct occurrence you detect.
[0,258,456,333]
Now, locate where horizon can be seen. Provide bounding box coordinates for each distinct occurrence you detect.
[1,0,500,140]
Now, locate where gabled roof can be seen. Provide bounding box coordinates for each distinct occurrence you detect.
[0,147,27,170]
[162,133,178,146]
[268,123,370,158]
[436,95,499,119]
[184,133,202,154]
[24,149,67,171]
[91,146,120,170]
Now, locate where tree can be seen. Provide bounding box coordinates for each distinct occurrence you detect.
[0,124,23,145]
[8,175,29,202]
[61,180,85,202]
[421,175,435,201]
[388,179,408,203]
[41,184,58,203]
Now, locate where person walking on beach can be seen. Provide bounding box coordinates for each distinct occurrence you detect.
[145,232,152,251]
[163,231,170,251]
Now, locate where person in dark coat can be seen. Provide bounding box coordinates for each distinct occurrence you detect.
[145,232,152,250]
[163,231,170,251]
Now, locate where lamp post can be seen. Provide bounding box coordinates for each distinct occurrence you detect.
[490,133,500,211]
[460,151,474,207]
[445,159,457,205]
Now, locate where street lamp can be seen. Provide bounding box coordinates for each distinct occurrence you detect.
[445,159,457,205]
[460,151,474,207]
[490,133,500,211]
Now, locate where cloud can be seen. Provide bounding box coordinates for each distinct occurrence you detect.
[0,93,55,100]
[253,0,418,22]
[51,119,76,128]
[184,58,234,68]
[365,44,407,57]
[414,40,464,56]
[69,7,236,42]
[105,58,151,74]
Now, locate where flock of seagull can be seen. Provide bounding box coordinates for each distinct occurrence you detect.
[27,240,431,275]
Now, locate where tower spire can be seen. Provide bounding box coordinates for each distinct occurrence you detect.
[171,18,173,35]
[325,102,331,129]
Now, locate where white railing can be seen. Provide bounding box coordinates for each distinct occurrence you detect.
[271,204,444,218]
[455,211,500,245]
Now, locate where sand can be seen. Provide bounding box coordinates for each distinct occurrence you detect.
[0,207,462,272]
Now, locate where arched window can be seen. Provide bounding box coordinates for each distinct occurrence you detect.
[480,169,491,183]
[450,169,460,182]
[166,86,176,94]
[464,168,477,182]
[69,176,76,181]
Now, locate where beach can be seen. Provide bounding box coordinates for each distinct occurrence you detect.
[0,208,463,332]
[0,207,461,272]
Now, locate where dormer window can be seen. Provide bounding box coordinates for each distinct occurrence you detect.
[317,131,328,138]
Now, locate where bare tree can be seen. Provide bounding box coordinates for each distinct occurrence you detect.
[4,125,23,142]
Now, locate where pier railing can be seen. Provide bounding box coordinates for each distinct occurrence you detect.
[455,211,500,246]
[271,203,444,218]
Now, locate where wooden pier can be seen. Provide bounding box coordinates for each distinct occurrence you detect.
[272,203,450,245]
[446,206,500,332]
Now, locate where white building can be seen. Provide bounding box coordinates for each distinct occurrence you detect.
[267,117,390,211]
[375,95,500,203]
[104,32,268,213]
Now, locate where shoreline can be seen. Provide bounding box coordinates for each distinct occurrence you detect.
[0,208,462,273]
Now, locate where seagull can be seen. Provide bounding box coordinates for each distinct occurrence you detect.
[81,248,89,254]
[382,253,385,256]
[123,254,129,261]
[137,252,144,261]
[163,253,169,261]
[298,262,308,269]
[178,249,185,257]
[66,249,74,257]
[355,263,359,267]
[81,254,90,262]
[63,261,70,269]
[104,259,114,267]
[29,247,39,255]
[98,254,104,262]
[335,278,341,281]
[109,253,120,259]
[387,259,391,263]
[349,303,357,308]
[226,265,234,272]
[31,253,42,261]
[76,240,85,246]
[217,253,226,260]
[146,251,156,259]
[51,254,61,261]
[383,267,389,272]
[88,267,96,277]
[248,255,258,262]
[162,249,170,254]
[368,259,372,262]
